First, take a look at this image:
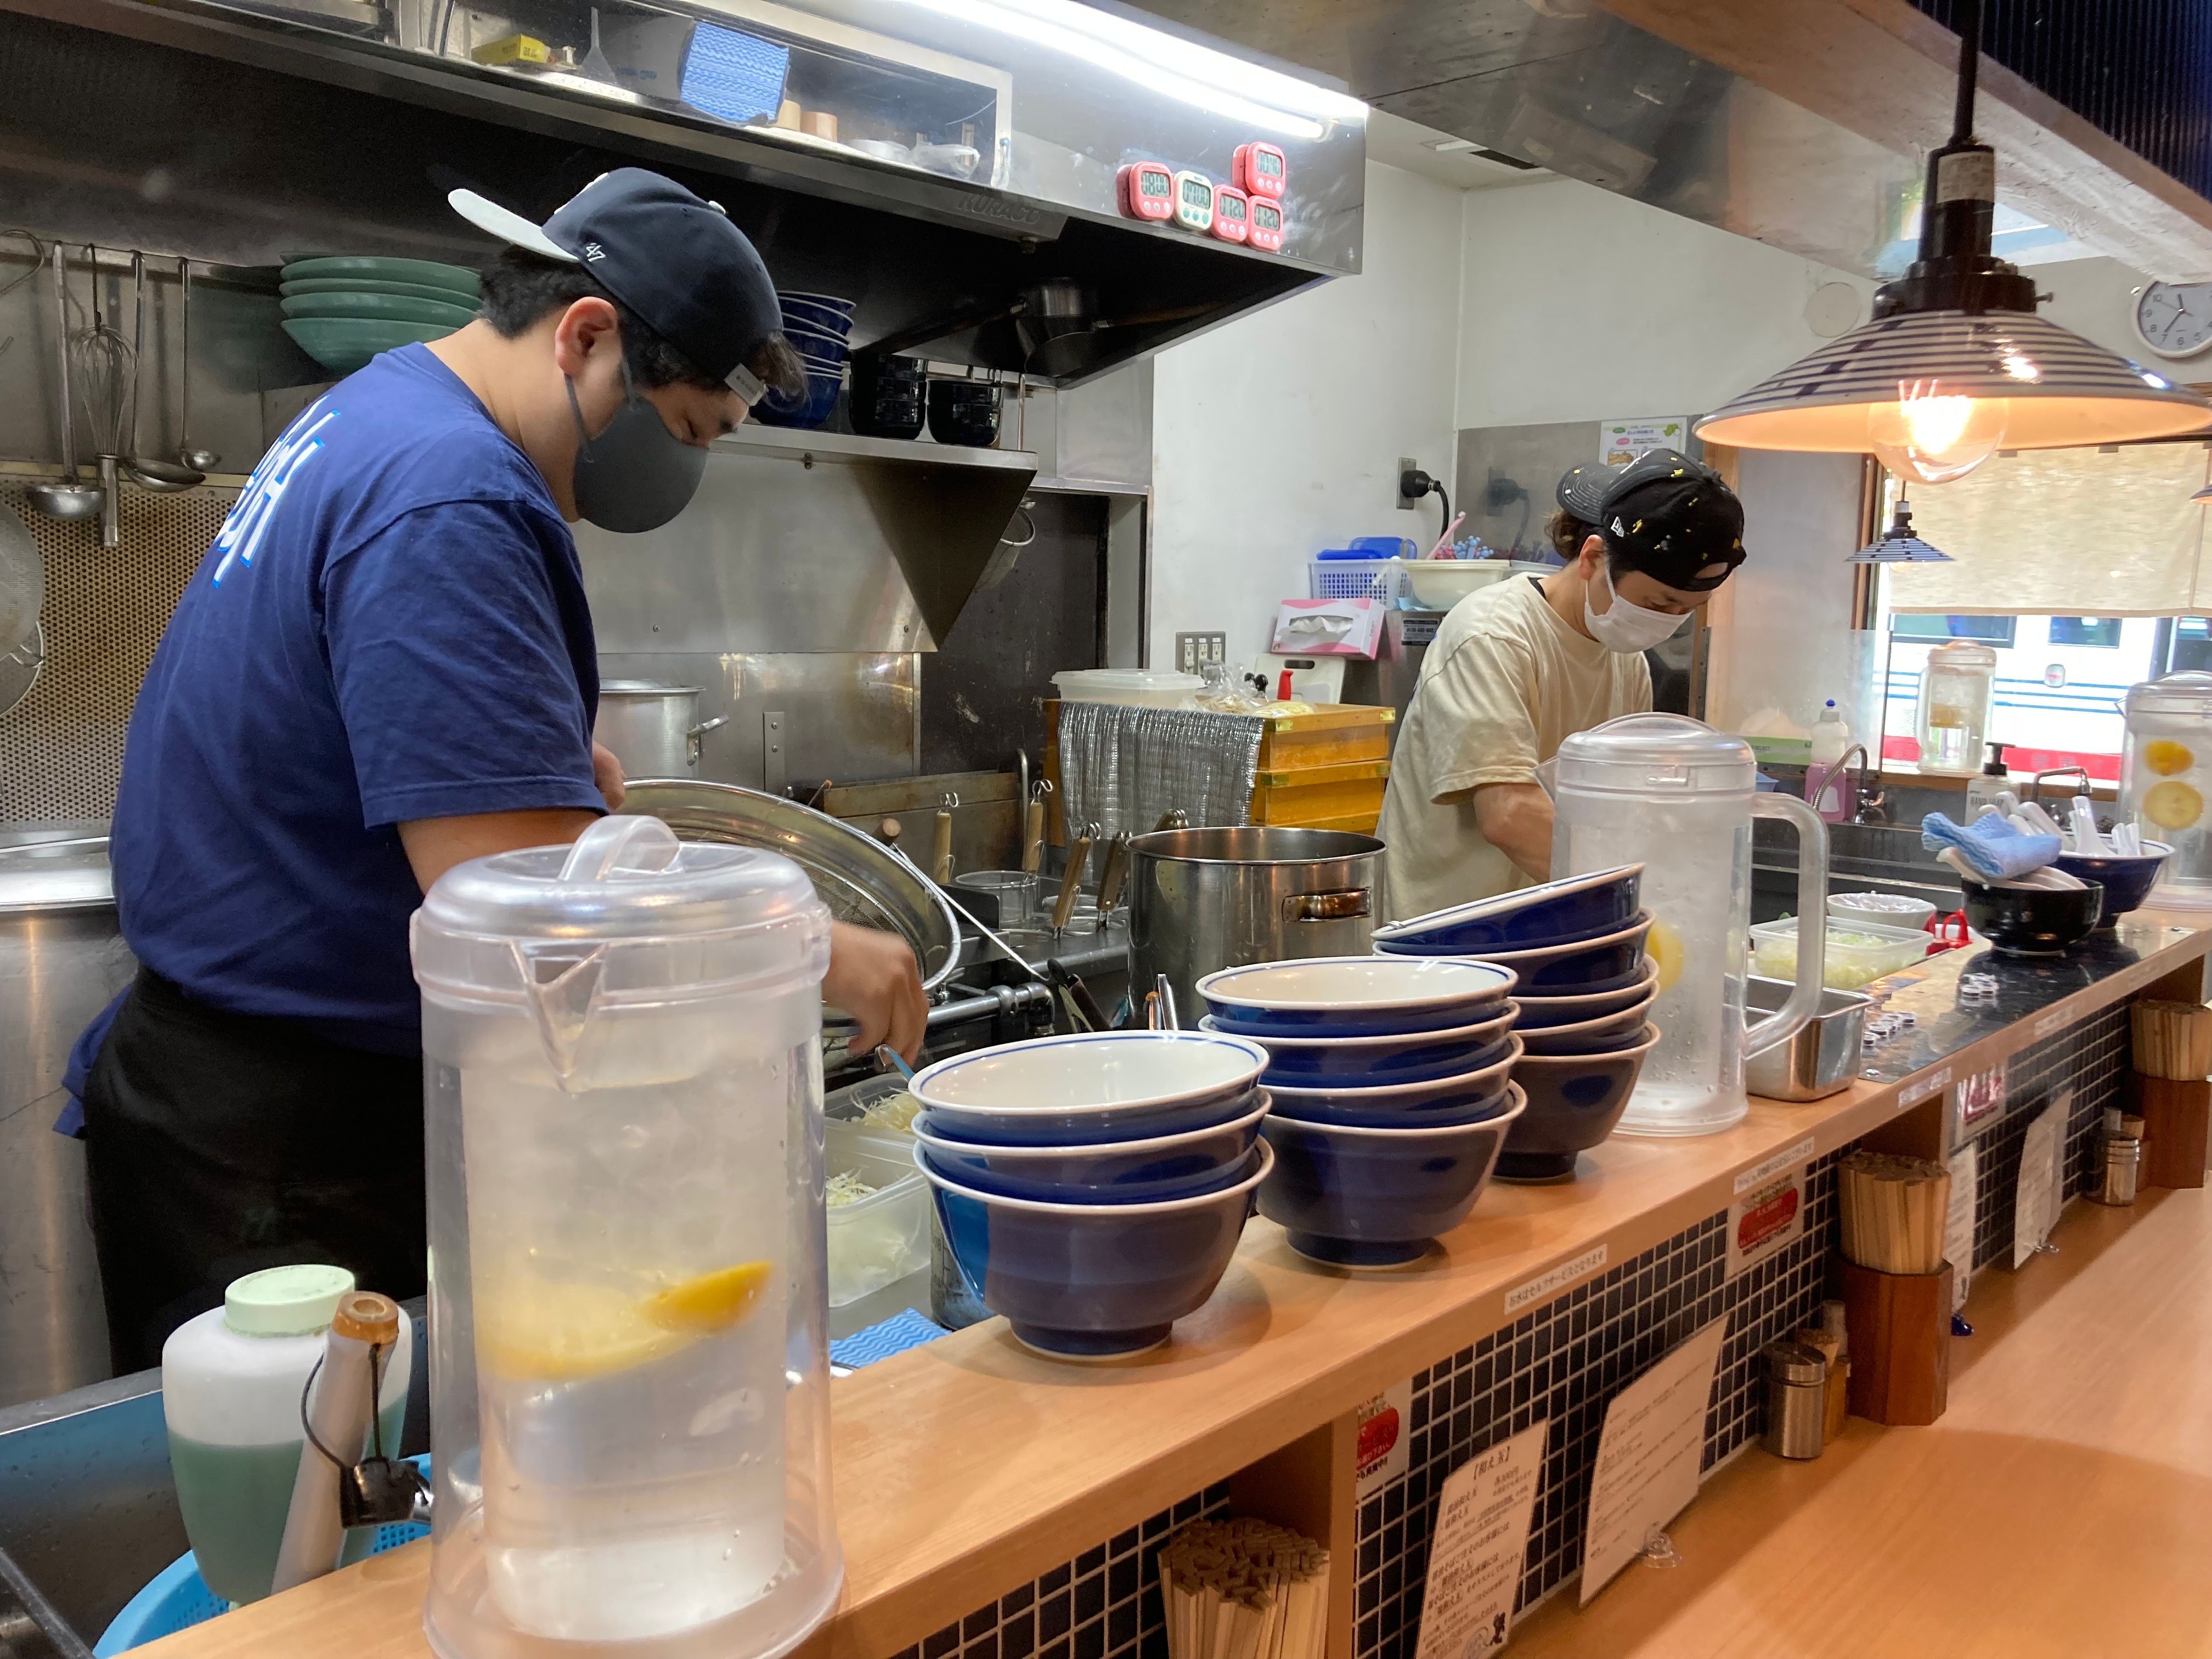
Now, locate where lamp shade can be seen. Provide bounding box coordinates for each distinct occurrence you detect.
[1696,309,2212,462]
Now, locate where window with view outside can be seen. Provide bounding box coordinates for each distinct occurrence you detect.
[1875,444,2212,783]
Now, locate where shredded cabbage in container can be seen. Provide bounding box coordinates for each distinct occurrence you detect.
[825,1170,878,1208]
[859,1088,922,1134]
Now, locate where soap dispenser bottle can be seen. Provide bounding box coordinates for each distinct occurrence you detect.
[1964,741,2011,819]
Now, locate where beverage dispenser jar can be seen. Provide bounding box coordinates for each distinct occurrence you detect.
[413,816,839,1659]
[1551,715,1831,1136]
[2120,672,2212,909]
[1912,641,1997,774]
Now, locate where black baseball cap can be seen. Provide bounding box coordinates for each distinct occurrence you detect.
[449,167,781,402]
[1597,449,1746,593]
[1555,461,1620,524]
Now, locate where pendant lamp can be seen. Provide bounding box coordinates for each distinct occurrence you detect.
[1847,494,1952,563]
[1695,0,2212,484]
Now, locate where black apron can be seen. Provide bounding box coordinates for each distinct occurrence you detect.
[81,968,427,1373]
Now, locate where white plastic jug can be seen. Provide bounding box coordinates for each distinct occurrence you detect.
[1913,641,1997,774]
[414,816,839,1659]
[1551,715,1830,1136]
[162,1265,411,1605]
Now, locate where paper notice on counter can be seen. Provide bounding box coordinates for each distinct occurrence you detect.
[2011,1092,2070,1269]
[1356,1380,1413,1500]
[1410,1421,1548,1659]
[1946,1144,1979,1311]
[1600,416,1688,466]
[1579,1318,1728,1606]
[1726,1163,1806,1280]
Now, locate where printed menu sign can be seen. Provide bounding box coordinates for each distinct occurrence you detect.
[1579,1318,1729,1605]
[1355,1381,1413,1500]
[1600,416,1687,466]
[1946,1144,1979,1311]
[1410,1421,1549,1659]
[2011,1093,2070,1268]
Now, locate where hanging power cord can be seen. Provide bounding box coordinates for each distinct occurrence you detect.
[1398,465,1451,548]
[299,1338,428,1530]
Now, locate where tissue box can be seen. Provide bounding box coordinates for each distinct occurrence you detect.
[1272,597,1384,658]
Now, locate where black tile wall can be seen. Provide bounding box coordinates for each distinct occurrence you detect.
[887,1486,1232,1659]
[1969,1003,2129,1271]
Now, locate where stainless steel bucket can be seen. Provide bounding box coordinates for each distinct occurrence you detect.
[1127,826,1384,1018]
[593,680,728,777]
[1743,976,1871,1101]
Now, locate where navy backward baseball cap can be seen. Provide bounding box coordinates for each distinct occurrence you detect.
[449,167,781,402]
[1596,448,1746,593]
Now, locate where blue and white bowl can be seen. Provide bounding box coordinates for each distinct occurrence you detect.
[1198,1003,1516,1087]
[1374,864,1644,953]
[1257,1085,1524,1268]
[1512,959,1660,1027]
[923,1138,1273,1358]
[1199,956,1516,1039]
[778,289,857,314]
[2054,839,2172,921]
[1512,992,1657,1057]
[1498,1025,1660,1182]
[910,1029,1270,1146]
[1261,1037,1521,1128]
[911,1093,1269,1204]
[1376,912,1652,992]
[782,319,853,359]
[780,299,855,336]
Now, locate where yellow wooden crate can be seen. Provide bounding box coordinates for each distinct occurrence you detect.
[1255,704,1395,769]
[1251,758,1390,826]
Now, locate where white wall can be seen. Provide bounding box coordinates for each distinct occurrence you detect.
[1148,160,1467,669]
[1455,177,1880,429]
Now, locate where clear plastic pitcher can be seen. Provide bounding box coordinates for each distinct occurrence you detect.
[414,816,839,1659]
[2120,671,2212,908]
[1913,641,1997,774]
[1551,715,1829,1136]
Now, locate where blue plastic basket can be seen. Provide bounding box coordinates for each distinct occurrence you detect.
[97,1458,431,1656]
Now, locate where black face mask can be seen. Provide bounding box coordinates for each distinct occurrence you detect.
[564,362,707,534]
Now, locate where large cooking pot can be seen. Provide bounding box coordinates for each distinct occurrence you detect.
[1128,826,1385,1019]
[594,680,727,777]
[0,832,134,1408]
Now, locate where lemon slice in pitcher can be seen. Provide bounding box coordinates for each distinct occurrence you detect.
[477,1282,690,1382]
[2145,781,2204,832]
[2144,739,2195,777]
[1644,918,1686,993]
[641,1260,773,1336]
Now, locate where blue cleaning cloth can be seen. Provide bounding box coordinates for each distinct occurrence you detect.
[1921,811,2062,881]
[830,1308,949,1370]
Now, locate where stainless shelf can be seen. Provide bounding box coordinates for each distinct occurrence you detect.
[715,424,1035,473]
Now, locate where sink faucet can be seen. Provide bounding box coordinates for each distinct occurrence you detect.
[2028,764,2092,805]
[1806,744,1887,825]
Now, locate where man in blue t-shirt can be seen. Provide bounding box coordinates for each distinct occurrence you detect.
[86,170,928,1370]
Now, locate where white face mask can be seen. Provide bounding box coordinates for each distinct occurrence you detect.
[1584,564,1690,654]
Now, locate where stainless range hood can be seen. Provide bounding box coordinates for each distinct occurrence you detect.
[0,0,1368,380]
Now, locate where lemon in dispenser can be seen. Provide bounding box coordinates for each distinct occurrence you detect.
[413,815,840,1659]
[2121,672,2212,908]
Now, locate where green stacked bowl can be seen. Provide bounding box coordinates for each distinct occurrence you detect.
[278,256,482,376]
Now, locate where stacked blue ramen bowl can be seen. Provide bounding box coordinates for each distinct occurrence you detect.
[755,290,854,429]
[1198,957,1527,1269]
[1373,866,1659,1184]
[909,1029,1273,1359]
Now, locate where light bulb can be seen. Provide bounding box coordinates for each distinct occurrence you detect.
[1867,379,2007,484]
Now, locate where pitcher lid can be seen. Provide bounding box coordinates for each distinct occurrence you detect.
[1553,713,1756,793]
[2127,670,2212,718]
[412,815,831,1005]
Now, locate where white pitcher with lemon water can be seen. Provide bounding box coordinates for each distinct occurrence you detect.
[414,816,839,1659]
[1551,716,1830,1136]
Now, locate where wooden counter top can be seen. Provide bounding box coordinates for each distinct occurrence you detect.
[137,922,2212,1659]
[1505,1184,2212,1658]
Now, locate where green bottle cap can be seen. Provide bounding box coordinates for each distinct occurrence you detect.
[223,1264,357,1336]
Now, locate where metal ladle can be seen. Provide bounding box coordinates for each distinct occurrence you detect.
[24,245,105,524]
[176,257,218,474]
[126,252,203,493]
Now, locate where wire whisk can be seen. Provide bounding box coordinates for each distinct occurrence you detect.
[70,246,135,459]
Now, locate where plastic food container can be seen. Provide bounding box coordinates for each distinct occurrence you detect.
[1827,890,1938,931]
[1050,669,1203,707]
[1750,916,1929,991]
[825,1118,930,1307]
[1402,561,1515,610]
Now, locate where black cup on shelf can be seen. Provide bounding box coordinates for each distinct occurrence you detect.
[928,378,1002,448]
[850,353,927,440]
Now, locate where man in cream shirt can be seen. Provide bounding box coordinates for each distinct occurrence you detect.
[1378,450,1747,920]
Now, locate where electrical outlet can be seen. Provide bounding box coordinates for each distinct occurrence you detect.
[1397,457,1421,509]
[1175,631,1227,674]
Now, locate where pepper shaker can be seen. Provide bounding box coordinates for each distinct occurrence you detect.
[1762,1339,1829,1460]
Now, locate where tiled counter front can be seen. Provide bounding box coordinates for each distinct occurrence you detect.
[1353,1000,2131,1659]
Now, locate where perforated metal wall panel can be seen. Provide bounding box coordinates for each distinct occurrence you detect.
[0,481,225,827]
